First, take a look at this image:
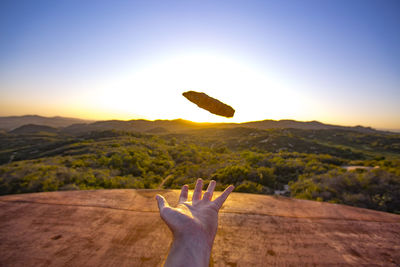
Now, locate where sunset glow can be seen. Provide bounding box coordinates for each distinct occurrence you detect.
[86,53,308,123]
[1,0,399,129]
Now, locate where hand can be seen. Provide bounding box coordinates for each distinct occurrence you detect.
[156,179,234,267]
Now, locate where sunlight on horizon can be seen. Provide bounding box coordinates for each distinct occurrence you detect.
[80,52,313,123]
[3,50,393,129]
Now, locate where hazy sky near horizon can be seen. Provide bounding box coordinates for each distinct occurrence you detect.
[1,0,399,129]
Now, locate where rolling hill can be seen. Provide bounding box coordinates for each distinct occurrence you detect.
[0,115,399,215]
[0,115,93,131]
[0,115,390,134]
[10,124,59,135]
[63,118,387,135]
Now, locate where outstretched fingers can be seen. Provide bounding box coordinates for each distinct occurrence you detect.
[192,178,203,202]
[203,180,216,201]
[179,185,189,203]
[213,185,234,210]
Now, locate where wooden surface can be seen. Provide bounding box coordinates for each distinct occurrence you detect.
[0,189,399,266]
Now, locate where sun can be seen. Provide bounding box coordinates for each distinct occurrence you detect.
[89,52,308,122]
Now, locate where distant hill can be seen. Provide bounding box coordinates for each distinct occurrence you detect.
[62,119,214,134]
[9,124,59,135]
[63,118,387,135]
[241,119,380,133]
[0,115,390,134]
[0,115,93,131]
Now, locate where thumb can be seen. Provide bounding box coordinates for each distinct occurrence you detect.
[155,194,169,211]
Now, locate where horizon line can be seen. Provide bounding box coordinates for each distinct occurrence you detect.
[2,113,397,132]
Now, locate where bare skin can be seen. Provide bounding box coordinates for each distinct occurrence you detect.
[156,179,234,267]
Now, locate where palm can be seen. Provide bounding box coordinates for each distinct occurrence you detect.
[164,200,219,242]
[156,179,234,246]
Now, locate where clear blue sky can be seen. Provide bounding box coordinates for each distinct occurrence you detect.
[1,0,399,129]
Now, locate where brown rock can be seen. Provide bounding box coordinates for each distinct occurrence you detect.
[0,190,399,266]
[182,91,235,118]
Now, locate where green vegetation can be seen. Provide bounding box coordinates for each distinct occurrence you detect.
[290,166,400,213]
[0,127,399,213]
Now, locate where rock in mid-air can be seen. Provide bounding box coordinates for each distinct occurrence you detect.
[182,91,235,118]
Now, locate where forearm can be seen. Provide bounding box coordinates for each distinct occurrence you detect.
[164,234,212,267]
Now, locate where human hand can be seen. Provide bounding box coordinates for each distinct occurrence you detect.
[156,179,234,267]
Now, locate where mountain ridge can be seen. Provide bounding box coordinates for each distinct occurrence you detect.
[0,115,391,134]
[9,124,59,135]
[0,115,93,131]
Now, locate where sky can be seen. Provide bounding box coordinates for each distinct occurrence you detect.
[0,0,399,129]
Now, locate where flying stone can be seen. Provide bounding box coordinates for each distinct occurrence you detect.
[182,91,235,118]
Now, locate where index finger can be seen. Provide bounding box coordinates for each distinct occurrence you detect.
[213,185,234,210]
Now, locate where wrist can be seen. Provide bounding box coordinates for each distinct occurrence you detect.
[176,232,213,252]
[164,233,212,267]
